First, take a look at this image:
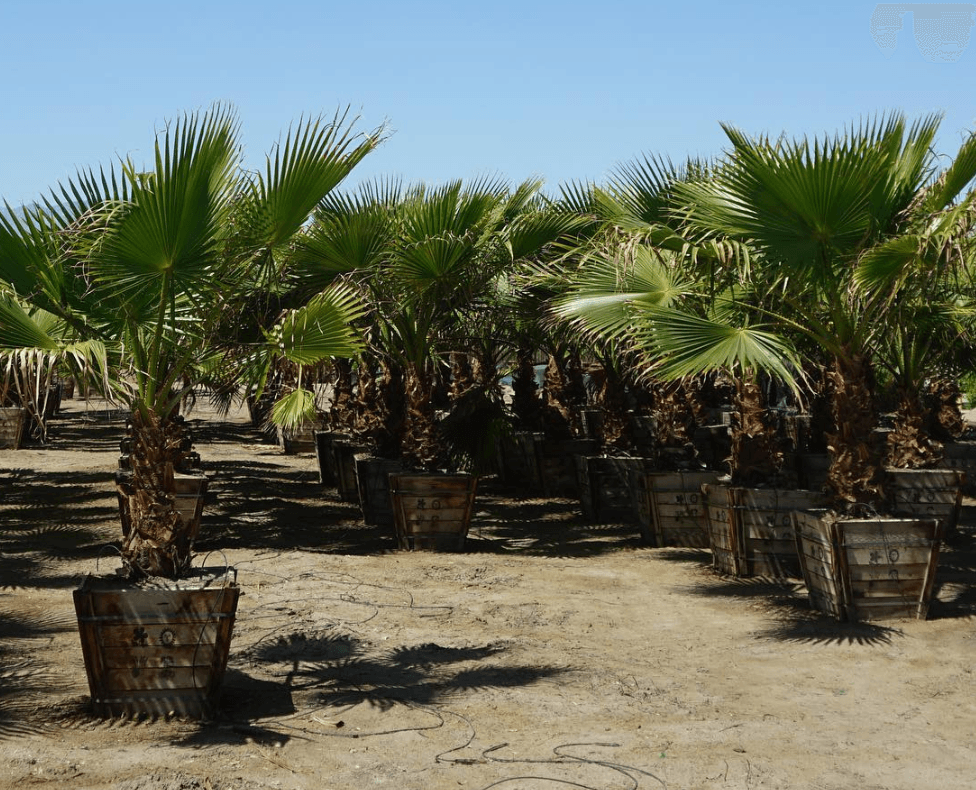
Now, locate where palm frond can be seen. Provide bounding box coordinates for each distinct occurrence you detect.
[637,306,801,389]
[270,284,366,365]
[270,387,317,430]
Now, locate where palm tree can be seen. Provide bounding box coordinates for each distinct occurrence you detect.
[543,157,797,476]
[0,105,376,578]
[674,113,976,509]
[287,176,585,472]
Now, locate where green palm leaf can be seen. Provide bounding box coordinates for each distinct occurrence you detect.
[271,284,366,365]
[244,109,383,251]
[270,387,317,430]
[87,106,240,308]
[551,246,691,344]
[637,306,801,388]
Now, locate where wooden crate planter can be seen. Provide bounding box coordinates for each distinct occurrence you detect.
[792,510,942,621]
[939,442,976,496]
[885,468,965,539]
[314,430,346,486]
[691,424,732,471]
[637,471,719,547]
[705,485,826,577]
[354,454,403,527]
[496,432,545,492]
[538,438,599,498]
[0,407,26,449]
[575,455,652,523]
[497,433,597,498]
[390,474,478,551]
[276,420,326,454]
[332,439,367,503]
[73,570,240,717]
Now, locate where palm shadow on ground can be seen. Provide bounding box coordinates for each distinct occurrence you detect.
[0,609,77,740]
[173,629,572,748]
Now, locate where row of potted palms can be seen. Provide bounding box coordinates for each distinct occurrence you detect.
[3,106,976,714]
[546,113,976,620]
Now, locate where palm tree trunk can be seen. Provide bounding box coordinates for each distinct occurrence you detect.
[652,378,695,448]
[120,409,194,579]
[825,354,886,510]
[542,353,579,440]
[512,348,543,431]
[592,359,633,452]
[449,351,475,400]
[401,361,442,470]
[886,387,943,468]
[925,377,965,441]
[329,358,356,431]
[729,375,792,486]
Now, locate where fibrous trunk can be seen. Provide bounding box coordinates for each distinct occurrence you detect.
[511,348,543,431]
[542,353,579,440]
[329,358,356,431]
[401,362,443,471]
[119,409,194,579]
[925,377,965,441]
[652,379,694,448]
[730,376,792,487]
[592,360,633,452]
[825,354,886,510]
[886,388,943,469]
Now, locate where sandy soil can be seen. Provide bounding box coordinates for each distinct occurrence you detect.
[2,397,976,790]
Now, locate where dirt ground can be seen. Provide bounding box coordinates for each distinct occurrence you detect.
[2,397,976,790]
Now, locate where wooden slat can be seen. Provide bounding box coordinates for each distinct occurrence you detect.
[704,485,740,574]
[658,525,709,548]
[102,666,214,691]
[654,502,706,520]
[102,643,220,669]
[792,510,845,618]
[96,622,220,648]
[81,588,238,620]
[391,474,477,551]
[0,408,25,449]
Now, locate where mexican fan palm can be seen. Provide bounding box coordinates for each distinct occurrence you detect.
[675,113,976,509]
[291,176,584,471]
[0,105,375,578]
[545,157,797,474]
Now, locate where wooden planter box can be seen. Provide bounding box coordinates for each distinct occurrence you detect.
[497,433,598,498]
[354,454,403,527]
[691,424,732,472]
[940,442,976,496]
[637,471,719,547]
[276,420,327,455]
[792,510,942,621]
[0,407,26,449]
[704,485,827,577]
[575,455,653,524]
[314,430,339,486]
[885,468,965,539]
[73,570,240,717]
[497,432,545,491]
[332,439,367,503]
[390,474,478,551]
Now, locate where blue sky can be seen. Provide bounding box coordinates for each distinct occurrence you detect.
[1,0,974,206]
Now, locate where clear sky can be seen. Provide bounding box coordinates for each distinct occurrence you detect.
[2,0,975,206]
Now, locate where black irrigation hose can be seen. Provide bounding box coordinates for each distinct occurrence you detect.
[478,742,667,790]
